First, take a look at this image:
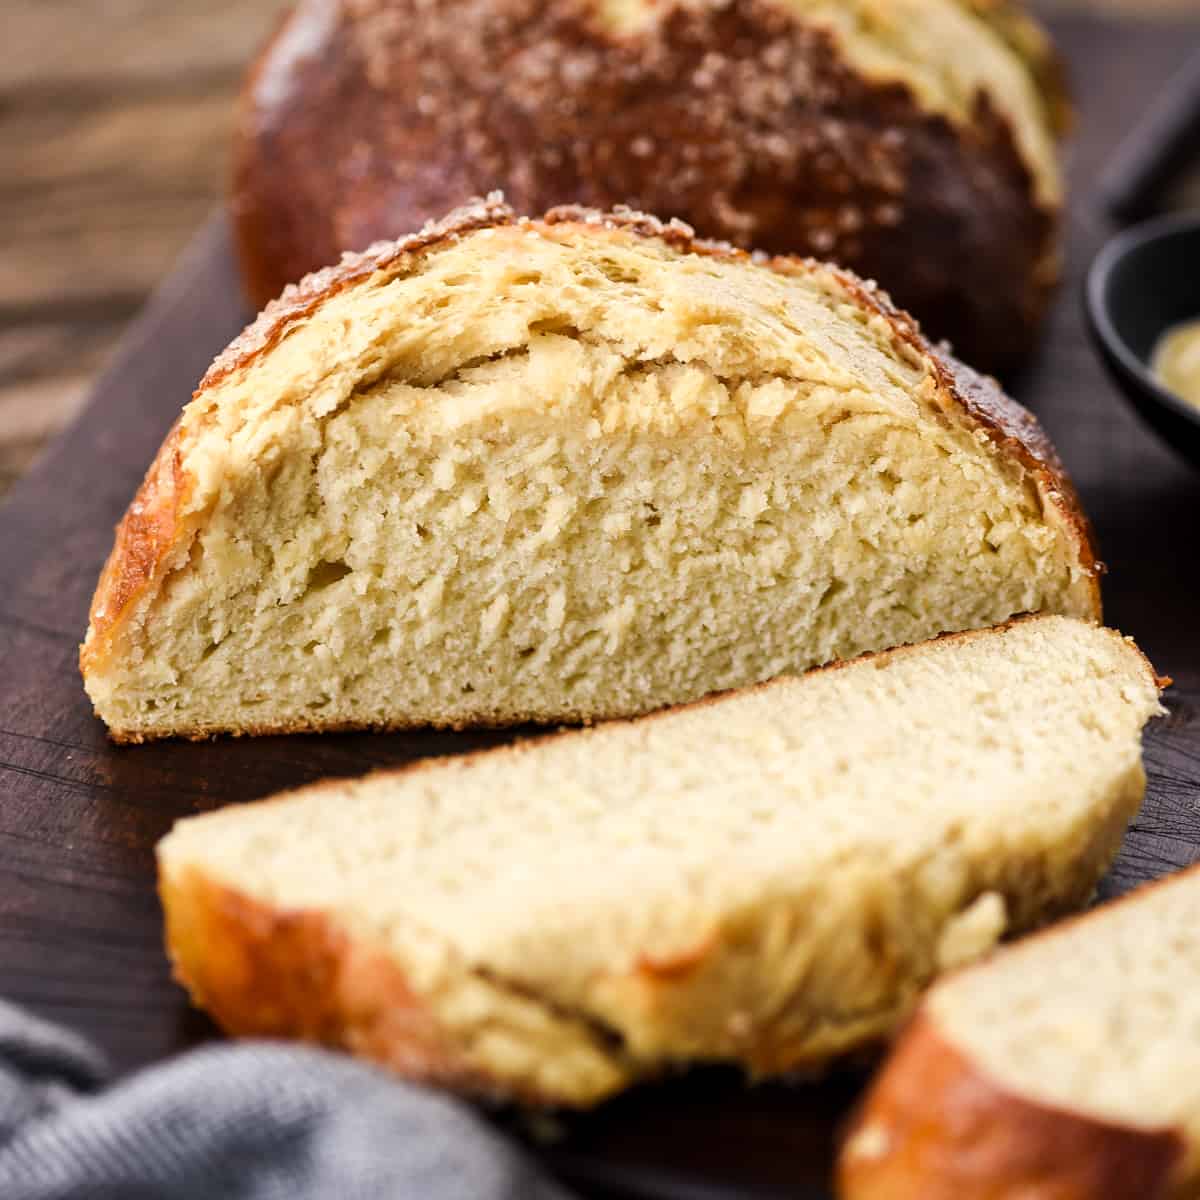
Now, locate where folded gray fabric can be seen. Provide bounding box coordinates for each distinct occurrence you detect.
[0,999,574,1200]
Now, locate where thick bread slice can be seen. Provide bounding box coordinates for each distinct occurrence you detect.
[839,865,1200,1200]
[82,197,1098,742]
[157,616,1161,1107]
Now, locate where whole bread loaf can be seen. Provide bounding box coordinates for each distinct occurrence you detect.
[80,199,1098,742]
[839,860,1200,1200]
[233,0,1068,370]
[157,616,1163,1107]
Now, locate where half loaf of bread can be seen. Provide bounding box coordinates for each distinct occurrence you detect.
[158,615,1162,1107]
[839,860,1200,1200]
[81,198,1098,741]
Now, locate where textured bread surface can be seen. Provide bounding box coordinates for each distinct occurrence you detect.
[839,865,1200,1200]
[233,0,1067,369]
[81,199,1097,742]
[158,616,1163,1107]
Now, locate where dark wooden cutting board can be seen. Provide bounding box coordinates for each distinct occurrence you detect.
[3,12,1200,1199]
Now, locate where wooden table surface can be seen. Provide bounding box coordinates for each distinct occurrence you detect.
[2,0,1198,499]
[1,0,288,495]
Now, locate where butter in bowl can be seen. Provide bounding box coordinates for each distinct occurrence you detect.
[1087,214,1200,469]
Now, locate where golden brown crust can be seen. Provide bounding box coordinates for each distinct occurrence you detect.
[231,0,1063,371]
[837,1009,1185,1200]
[208,194,518,394]
[158,857,907,1106]
[82,202,1099,738]
[838,865,1200,1200]
[939,350,1101,602]
[160,863,543,1103]
[634,935,719,981]
[79,419,190,677]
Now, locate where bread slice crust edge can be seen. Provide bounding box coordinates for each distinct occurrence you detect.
[837,864,1200,1200]
[837,1007,1185,1200]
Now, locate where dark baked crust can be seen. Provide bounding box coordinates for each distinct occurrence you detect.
[79,200,1102,722]
[232,0,1064,371]
[937,349,1100,584]
[837,1008,1185,1200]
[964,0,1072,136]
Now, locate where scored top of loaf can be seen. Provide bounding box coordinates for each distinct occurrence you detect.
[200,193,1094,554]
[81,195,1100,684]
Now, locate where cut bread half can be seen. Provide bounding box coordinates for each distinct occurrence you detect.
[81,197,1098,742]
[839,861,1200,1200]
[157,616,1162,1107]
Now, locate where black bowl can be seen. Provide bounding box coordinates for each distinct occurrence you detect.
[1085,213,1200,469]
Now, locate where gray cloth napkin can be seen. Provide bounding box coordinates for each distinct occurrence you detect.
[0,999,574,1200]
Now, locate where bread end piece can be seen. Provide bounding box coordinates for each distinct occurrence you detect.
[838,1002,1185,1200]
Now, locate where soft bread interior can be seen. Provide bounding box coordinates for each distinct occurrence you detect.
[84,224,1093,738]
[159,617,1162,1105]
[929,866,1200,1175]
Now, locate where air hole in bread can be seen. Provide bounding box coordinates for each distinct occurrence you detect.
[596,258,640,284]
[528,317,583,339]
[303,559,353,595]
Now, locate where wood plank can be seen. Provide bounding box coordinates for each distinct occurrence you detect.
[1,1,287,93]
[0,0,287,500]
[4,88,238,313]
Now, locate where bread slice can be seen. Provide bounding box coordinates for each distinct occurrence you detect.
[157,616,1162,1107]
[838,861,1200,1200]
[80,197,1098,742]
